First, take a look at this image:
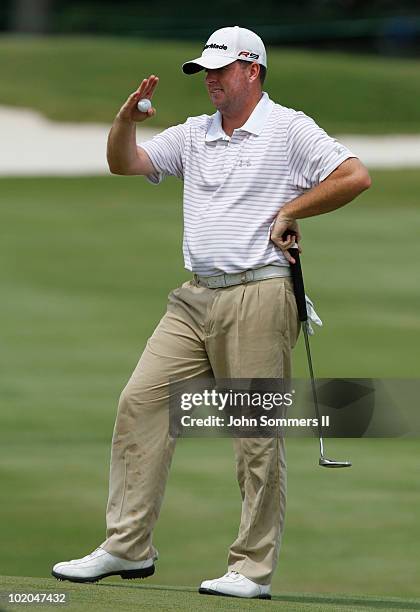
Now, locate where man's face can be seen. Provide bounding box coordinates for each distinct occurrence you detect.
[205,61,254,113]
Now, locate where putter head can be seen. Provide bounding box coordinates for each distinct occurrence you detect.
[319,457,352,468]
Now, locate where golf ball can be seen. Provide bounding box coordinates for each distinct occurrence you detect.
[137,98,152,112]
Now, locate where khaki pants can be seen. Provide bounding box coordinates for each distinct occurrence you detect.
[101,277,299,584]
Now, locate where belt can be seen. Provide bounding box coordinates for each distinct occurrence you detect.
[193,265,290,289]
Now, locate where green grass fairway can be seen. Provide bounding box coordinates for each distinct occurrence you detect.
[1,577,419,612]
[1,170,420,602]
[0,35,420,133]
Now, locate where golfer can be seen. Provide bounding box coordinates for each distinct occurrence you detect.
[52,26,371,599]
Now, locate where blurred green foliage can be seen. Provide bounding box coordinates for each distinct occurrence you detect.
[3,0,420,48]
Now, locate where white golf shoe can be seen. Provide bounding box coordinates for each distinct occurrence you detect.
[199,571,271,599]
[52,547,156,583]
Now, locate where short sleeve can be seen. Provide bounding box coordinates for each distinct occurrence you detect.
[139,123,186,184]
[287,112,355,190]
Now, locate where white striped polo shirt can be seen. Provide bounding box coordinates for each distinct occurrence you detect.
[139,92,355,276]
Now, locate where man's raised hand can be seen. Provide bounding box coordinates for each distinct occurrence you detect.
[116,75,159,123]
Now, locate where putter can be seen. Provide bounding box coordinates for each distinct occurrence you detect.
[284,231,352,468]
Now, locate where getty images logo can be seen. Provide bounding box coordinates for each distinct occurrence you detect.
[204,43,228,51]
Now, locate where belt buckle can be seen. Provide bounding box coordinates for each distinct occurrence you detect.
[240,271,248,284]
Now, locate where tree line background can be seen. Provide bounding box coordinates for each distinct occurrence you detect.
[2,0,420,54]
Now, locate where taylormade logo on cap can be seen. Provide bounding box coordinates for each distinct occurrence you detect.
[182,26,267,75]
[204,43,228,50]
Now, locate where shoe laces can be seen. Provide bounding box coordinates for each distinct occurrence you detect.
[225,571,240,580]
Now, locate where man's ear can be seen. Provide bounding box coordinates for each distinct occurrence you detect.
[248,62,261,83]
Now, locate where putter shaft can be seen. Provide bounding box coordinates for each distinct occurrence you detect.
[285,234,352,468]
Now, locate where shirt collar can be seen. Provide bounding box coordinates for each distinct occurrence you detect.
[205,92,274,142]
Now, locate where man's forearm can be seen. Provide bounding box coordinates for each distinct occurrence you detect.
[270,158,371,257]
[278,158,371,222]
[107,117,139,175]
[107,75,159,175]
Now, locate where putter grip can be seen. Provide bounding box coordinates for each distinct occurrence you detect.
[282,231,308,322]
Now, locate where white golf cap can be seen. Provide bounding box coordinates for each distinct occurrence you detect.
[182,26,267,74]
